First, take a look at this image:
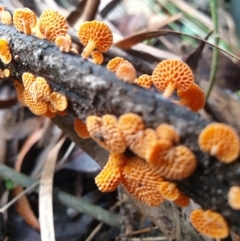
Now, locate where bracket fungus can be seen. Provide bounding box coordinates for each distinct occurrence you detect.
[198,123,240,163]
[190,209,229,239]
[49,92,68,111]
[159,181,180,201]
[78,20,113,59]
[55,34,72,52]
[74,118,90,139]
[228,186,240,210]
[13,8,36,35]
[3,68,10,77]
[1,11,12,25]
[106,57,125,72]
[91,50,104,65]
[173,191,190,207]
[155,124,180,144]
[43,107,56,119]
[0,38,12,64]
[152,59,193,98]
[134,74,153,89]
[22,72,35,91]
[12,80,25,105]
[115,61,137,83]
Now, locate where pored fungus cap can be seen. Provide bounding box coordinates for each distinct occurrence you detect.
[12,80,26,105]
[43,106,56,119]
[39,9,68,42]
[121,156,164,207]
[0,38,12,64]
[48,103,56,113]
[198,123,240,163]
[106,57,125,72]
[91,50,104,65]
[74,118,90,139]
[116,61,137,83]
[1,11,12,25]
[13,8,36,35]
[118,113,145,146]
[177,83,205,112]
[228,186,240,210]
[49,92,68,111]
[159,181,180,201]
[78,20,113,59]
[86,115,127,154]
[155,123,180,144]
[22,72,35,91]
[190,209,229,239]
[55,34,72,52]
[173,191,190,207]
[152,59,193,98]
[134,74,152,89]
[3,68,10,77]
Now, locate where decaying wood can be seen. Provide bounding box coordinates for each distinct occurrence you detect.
[1,23,240,239]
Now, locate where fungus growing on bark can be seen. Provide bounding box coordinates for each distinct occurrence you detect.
[173,191,190,207]
[106,57,125,72]
[22,72,35,91]
[74,118,90,139]
[228,186,240,210]
[12,80,25,105]
[43,107,56,119]
[190,209,229,239]
[198,123,240,163]
[0,38,12,64]
[13,8,36,35]
[152,59,193,98]
[134,74,152,89]
[121,156,164,207]
[55,34,72,52]
[86,115,127,153]
[39,9,68,41]
[91,50,104,65]
[49,92,68,111]
[78,20,113,59]
[3,68,10,77]
[115,61,137,83]
[1,11,12,25]
[155,124,180,144]
[159,181,180,201]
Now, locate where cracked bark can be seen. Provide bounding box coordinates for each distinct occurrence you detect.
[1,23,240,240]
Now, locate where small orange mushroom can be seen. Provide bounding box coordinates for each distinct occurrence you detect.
[134,74,152,89]
[39,9,68,42]
[173,191,190,207]
[49,92,68,111]
[48,103,57,113]
[198,123,240,163]
[228,186,240,210]
[78,20,113,59]
[3,68,10,77]
[159,181,180,201]
[190,209,229,239]
[55,34,72,52]
[91,50,104,65]
[12,80,26,105]
[22,72,35,91]
[1,11,12,25]
[42,106,56,119]
[152,59,194,98]
[106,57,125,72]
[74,118,90,139]
[155,124,180,144]
[13,8,36,35]
[0,38,12,64]
[115,61,137,83]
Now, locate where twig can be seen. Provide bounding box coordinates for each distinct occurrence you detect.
[205,0,219,100]
[123,226,159,236]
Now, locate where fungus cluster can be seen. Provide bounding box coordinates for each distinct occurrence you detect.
[0,38,12,64]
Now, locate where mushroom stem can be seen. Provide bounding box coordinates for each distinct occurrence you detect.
[23,20,31,35]
[210,145,219,156]
[82,40,96,59]
[163,84,175,98]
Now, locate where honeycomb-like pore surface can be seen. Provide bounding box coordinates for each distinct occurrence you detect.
[228,186,240,210]
[13,8,36,35]
[49,92,68,111]
[156,124,180,143]
[177,83,205,112]
[159,181,180,201]
[118,113,145,146]
[95,154,122,192]
[129,128,158,159]
[198,123,239,163]
[0,38,12,64]
[29,77,51,102]
[134,74,152,89]
[3,68,10,77]
[43,106,56,119]
[86,115,127,153]
[22,72,35,91]
[74,118,90,139]
[55,34,72,52]
[173,191,190,207]
[116,61,137,83]
[109,153,129,167]
[190,209,229,239]
[91,50,104,65]
[1,11,12,25]
[12,80,25,105]
[146,139,173,166]
[106,57,125,72]
[121,156,164,207]
[78,20,113,53]
[39,9,68,42]
[152,59,193,94]
[23,90,48,115]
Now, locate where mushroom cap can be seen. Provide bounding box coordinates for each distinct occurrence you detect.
[198,123,240,163]
[190,209,229,239]
[3,68,10,77]
[91,50,104,65]
[152,59,193,93]
[155,124,180,143]
[12,80,26,105]
[1,11,12,25]
[13,8,36,34]
[49,91,68,111]
[43,105,56,119]
[228,186,240,210]
[39,9,68,42]
[134,74,152,89]
[177,83,205,112]
[77,20,113,53]
[173,191,190,207]
[121,156,164,206]
[22,72,35,91]
[106,57,125,72]
[86,115,127,153]
[159,181,180,201]
[74,118,90,139]
[48,102,57,113]
[115,61,137,83]
[118,113,145,146]
[55,34,72,52]
[0,38,12,64]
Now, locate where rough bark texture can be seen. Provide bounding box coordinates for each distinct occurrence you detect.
[1,23,240,239]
